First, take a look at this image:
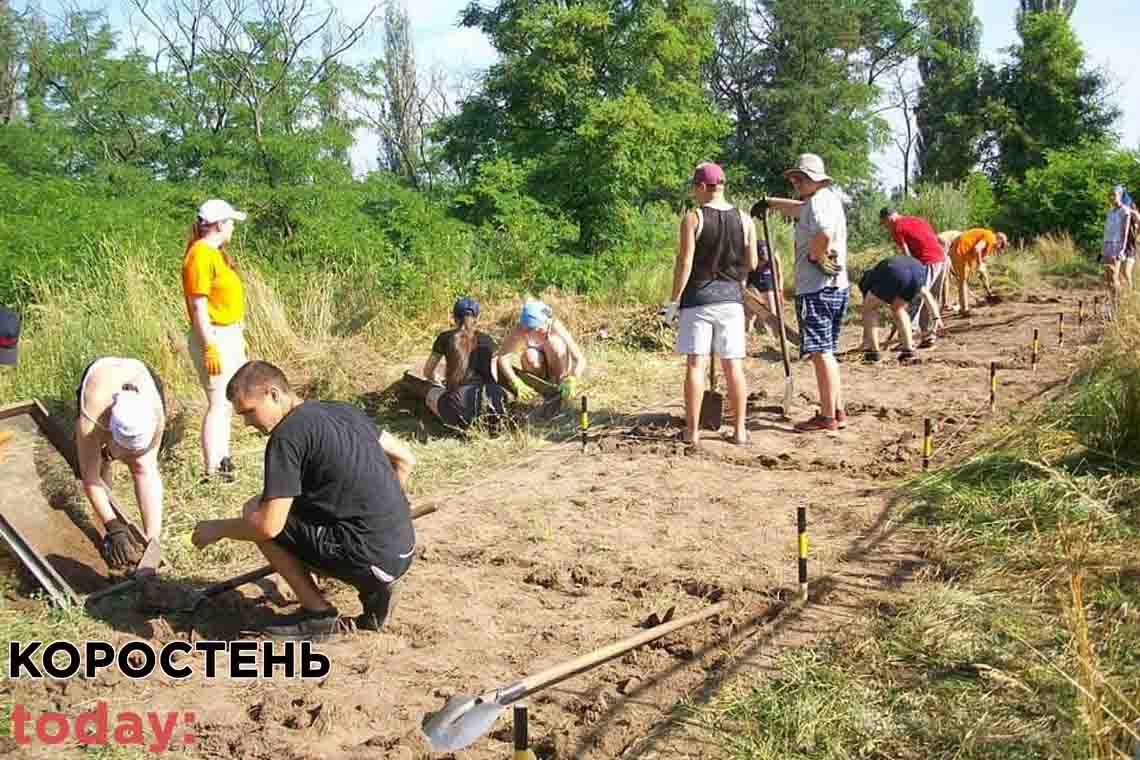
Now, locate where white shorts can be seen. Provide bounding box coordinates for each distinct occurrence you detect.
[188,322,247,392]
[675,302,746,359]
[1103,241,1127,261]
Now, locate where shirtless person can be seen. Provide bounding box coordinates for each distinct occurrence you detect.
[75,356,166,570]
[494,300,587,402]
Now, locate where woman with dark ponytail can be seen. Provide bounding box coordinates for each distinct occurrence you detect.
[420,297,509,430]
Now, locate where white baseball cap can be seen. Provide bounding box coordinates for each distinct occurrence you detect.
[110,390,157,452]
[197,199,248,224]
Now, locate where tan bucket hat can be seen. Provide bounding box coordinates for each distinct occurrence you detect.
[783,153,832,184]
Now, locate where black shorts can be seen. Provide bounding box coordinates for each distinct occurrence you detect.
[77,359,169,451]
[272,514,414,592]
[437,383,509,429]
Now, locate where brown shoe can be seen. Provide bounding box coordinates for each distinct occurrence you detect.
[794,415,838,433]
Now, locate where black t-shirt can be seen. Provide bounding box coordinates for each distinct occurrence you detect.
[263,401,414,566]
[431,330,497,385]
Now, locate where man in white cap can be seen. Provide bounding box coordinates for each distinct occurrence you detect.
[75,356,167,570]
[757,153,849,433]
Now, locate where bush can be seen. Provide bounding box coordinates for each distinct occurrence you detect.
[898,181,972,234]
[962,172,997,227]
[1000,140,1140,250]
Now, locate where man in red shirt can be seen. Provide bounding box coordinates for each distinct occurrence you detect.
[880,208,946,348]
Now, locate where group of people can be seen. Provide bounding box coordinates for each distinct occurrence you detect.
[7,156,1018,641]
[65,195,598,639]
[663,155,1009,444]
[401,296,588,431]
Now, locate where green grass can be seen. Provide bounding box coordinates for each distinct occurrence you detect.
[696,302,1140,760]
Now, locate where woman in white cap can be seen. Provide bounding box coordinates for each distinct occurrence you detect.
[75,356,166,569]
[182,198,248,480]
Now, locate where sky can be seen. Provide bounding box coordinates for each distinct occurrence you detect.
[35,0,1140,187]
[332,0,1140,184]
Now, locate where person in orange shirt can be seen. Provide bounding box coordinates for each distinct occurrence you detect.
[182,199,248,481]
[947,228,1008,316]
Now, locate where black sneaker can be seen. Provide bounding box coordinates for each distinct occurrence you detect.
[898,349,921,365]
[862,350,881,364]
[356,583,398,631]
[218,456,236,482]
[918,336,936,349]
[259,607,349,641]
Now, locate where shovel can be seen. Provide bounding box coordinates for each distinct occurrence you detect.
[759,207,795,416]
[400,371,444,401]
[699,357,723,431]
[422,600,730,753]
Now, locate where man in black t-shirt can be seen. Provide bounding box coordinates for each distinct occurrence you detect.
[191,360,417,640]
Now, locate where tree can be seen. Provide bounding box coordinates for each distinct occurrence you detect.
[982,10,1117,184]
[1020,0,1076,17]
[707,0,918,191]
[440,0,728,254]
[355,1,449,189]
[130,0,375,185]
[0,0,19,123]
[913,0,982,183]
[888,68,919,196]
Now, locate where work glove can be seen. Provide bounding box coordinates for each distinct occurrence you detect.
[512,378,537,402]
[660,301,680,324]
[750,197,769,218]
[203,343,223,376]
[812,252,842,277]
[559,376,578,401]
[101,518,134,570]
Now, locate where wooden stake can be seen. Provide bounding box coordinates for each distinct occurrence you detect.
[580,396,589,453]
[922,417,933,471]
[797,506,808,603]
[513,705,529,760]
[990,362,997,412]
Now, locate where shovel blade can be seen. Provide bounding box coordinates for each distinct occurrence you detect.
[699,390,723,431]
[782,377,795,417]
[421,694,505,754]
[135,538,161,577]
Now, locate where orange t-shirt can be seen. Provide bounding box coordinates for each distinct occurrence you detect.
[182,240,245,325]
[949,228,997,275]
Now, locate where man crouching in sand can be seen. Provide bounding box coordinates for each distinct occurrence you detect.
[191,360,416,641]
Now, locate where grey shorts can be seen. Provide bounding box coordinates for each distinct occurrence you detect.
[675,302,747,359]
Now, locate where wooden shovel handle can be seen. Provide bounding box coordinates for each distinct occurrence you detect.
[507,600,731,703]
[760,214,793,377]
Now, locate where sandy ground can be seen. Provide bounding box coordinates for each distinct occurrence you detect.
[1,287,1095,759]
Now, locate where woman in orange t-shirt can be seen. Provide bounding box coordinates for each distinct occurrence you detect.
[182,199,248,480]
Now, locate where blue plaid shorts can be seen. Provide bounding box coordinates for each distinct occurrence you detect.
[796,287,848,355]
